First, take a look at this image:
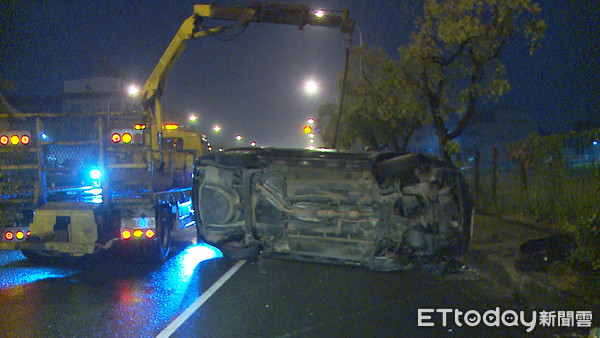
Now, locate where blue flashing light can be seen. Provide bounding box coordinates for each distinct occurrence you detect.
[40,133,48,140]
[89,169,102,180]
[593,141,598,146]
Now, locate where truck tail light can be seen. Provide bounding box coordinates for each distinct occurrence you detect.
[112,133,121,143]
[15,231,24,240]
[122,133,132,144]
[145,229,155,239]
[1,131,31,146]
[4,231,13,241]
[122,227,155,240]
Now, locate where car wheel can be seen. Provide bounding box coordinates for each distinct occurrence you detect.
[219,241,260,260]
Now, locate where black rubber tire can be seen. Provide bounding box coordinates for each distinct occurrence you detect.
[219,241,260,260]
[217,150,259,168]
[149,207,172,263]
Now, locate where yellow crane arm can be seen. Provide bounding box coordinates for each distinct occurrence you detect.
[141,5,222,133]
[141,3,355,155]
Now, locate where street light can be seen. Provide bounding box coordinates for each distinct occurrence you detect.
[189,114,198,122]
[235,134,243,141]
[313,10,325,18]
[127,84,140,97]
[303,78,319,96]
[213,125,221,133]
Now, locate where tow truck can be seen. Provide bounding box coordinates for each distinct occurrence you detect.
[0,2,353,262]
[0,108,206,262]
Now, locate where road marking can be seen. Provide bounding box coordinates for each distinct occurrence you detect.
[156,259,247,338]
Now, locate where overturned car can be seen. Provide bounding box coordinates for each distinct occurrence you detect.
[192,148,473,270]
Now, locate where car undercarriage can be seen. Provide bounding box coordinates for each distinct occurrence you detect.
[193,148,473,271]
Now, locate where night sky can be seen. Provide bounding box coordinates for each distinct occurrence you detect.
[1,1,598,148]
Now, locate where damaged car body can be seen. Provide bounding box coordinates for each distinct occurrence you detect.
[192,148,473,270]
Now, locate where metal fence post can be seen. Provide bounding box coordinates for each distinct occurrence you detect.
[492,147,499,205]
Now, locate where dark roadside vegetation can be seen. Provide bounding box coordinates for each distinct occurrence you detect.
[465,129,600,303]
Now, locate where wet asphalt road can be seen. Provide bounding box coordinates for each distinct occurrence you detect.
[0,233,587,337]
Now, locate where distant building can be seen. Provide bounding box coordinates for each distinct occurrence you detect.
[62,76,140,114]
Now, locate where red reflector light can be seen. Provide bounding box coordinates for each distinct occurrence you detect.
[133,229,143,238]
[5,231,13,241]
[145,229,155,239]
[21,135,30,145]
[112,133,121,143]
[133,133,142,143]
[0,135,8,145]
[122,230,131,240]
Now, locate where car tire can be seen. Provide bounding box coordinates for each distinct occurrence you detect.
[219,241,260,260]
[217,150,259,168]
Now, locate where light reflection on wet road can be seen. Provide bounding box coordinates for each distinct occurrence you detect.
[0,250,80,290]
[0,239,591,337]
[0,237,231,337]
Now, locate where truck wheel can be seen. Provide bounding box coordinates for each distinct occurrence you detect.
[151,208,172,263]
[219,241,260,261]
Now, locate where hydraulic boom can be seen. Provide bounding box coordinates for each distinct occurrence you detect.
[141,3,355,156]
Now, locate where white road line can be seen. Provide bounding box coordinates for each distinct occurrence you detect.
[156,259,247,338]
